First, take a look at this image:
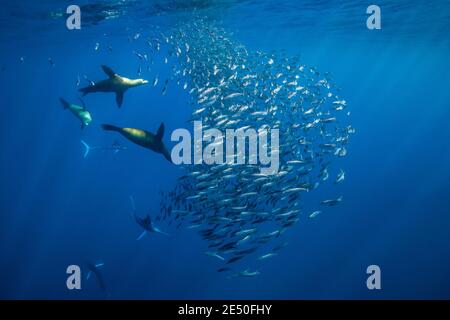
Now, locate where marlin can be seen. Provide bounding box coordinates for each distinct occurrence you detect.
[135,214,169,239]
[86,261,108,295]
[80,140,127,158]
[130,196,169,239]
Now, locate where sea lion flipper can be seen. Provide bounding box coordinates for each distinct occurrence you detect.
[101,65,116,78]
[162,147,173,163]
[102,124,121,132]
[156,123,165,140]
[116,92,124,108]
[79,86,94,96]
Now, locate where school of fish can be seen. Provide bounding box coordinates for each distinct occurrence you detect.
[143,18,356,277]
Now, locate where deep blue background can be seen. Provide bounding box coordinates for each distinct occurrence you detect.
[0,0,449,299]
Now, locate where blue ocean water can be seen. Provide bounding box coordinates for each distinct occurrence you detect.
[0,0,449,299]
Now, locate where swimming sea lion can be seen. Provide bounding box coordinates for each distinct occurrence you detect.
[59,97,92,129]
[79,65,148,108]
[101,122,172,163]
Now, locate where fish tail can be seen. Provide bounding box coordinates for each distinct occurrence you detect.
[136,231,147,240]
[155,228,170,236]
[129,195,136,214]
[80,140,90,158]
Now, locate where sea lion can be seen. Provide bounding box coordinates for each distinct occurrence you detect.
[101,122,172,163]
[59,98,92,129]
[79,65,148,108]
